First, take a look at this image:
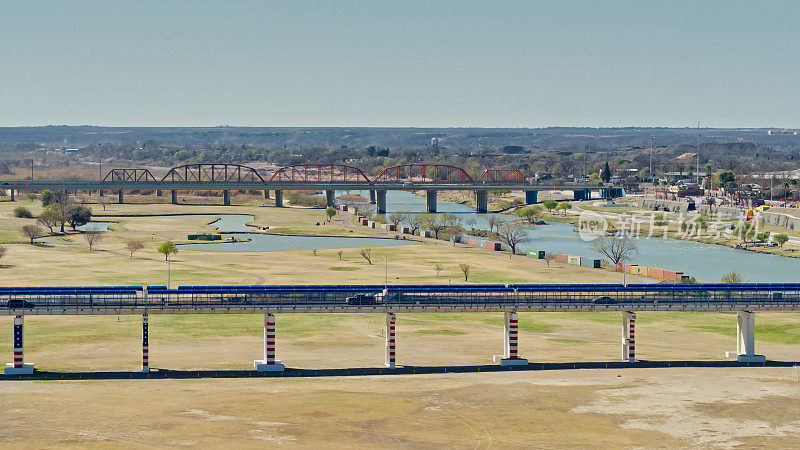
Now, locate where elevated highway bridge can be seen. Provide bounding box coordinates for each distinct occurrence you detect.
[2,283,794,374]
[2,163,624,213]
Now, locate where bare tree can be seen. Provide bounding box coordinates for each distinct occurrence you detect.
[488,215,499,233]
[0,245,6,263]
[337,250,343,260]
[591,236,638,265]
[37,207,61,233]
[422,213,459,240]
[434,264,444,276]
[402,213,423,234]
[497,222,531,257]
[359,248,372,265]
[388,212,404,227]
[83,230,103,250]
[97,195,109,211]
[126,240,145,258]
[21,224,45,244]
[459,263,470,281]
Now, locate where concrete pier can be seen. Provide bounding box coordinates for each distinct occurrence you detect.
[385,312,396,368]
[493,311,528,366]
[9,189,14,201]
[171,190,178,204]
[274,190,283,207]
[476,190,488,214]
[369,190,376,204]
[5,316,33,375]
[155,189,162,197]
[731,311,766,362]
[141,314,149,373]
[254,313,284,371]
[326,190,335,208]
[223,190,230,206]
[264,190,270,200]
[426,190,437,213]
[117,190,124,204]
[525,190,538,204]
[621,312,636,363]
[376,190,387,215]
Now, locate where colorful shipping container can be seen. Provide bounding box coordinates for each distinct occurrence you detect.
[527,250,546,259]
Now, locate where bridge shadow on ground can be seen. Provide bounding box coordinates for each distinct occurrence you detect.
[2,360,797,381]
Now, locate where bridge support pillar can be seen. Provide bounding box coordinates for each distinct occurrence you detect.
[5,316,33,375]
[274,190,283,207]
[9,189,14,201]
[573,190,583,201]
[171,190,178,205]
[264,190,270,200]
[156,189,162,197]
[223,190,230,206]
[326,190,335,208]
[141,314,149,373]
[426,190,437,213]
[369,190,376,204]
[584,188,592,200]
[117,190,124,204]
[476,190,488,214]
[493,311,528,366]
[254,313,284,371]
[99,189,104,197]
[621,312,636,362]
[376,190,387,215]
[525,190,538,204]
[728,311,766,362]
[385,312,396,368]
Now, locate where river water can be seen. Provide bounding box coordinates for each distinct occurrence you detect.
[69,190,798,282]
[339,189,800,283]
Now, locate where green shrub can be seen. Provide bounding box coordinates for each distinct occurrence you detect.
[13,206,33,218]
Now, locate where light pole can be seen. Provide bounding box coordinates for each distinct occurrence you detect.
[382,256,387,290]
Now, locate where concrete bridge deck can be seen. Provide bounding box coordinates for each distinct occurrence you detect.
[3,283,793,374]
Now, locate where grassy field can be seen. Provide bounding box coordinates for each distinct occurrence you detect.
[1,197,800,447]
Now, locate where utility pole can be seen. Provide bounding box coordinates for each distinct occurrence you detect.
[696,122,701,185]
[583,145,587,178]
[30,159,34,180]
[649,137,654,183]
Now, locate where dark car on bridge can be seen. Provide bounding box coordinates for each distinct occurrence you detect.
[346,294,378,305]
[591,296,616,305]
[7,299,36,309]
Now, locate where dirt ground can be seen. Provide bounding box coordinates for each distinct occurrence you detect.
[1,311,799,447]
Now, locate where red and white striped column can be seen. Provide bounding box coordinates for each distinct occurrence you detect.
[254,313,284,372]
[621,311,635,363]
[385,313,396,368]
[628,313,636,363]
[141,314,149,373]
[5,315,34,375]
[493,311,528,366]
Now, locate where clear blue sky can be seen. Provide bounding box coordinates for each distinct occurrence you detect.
[1,1,798,128]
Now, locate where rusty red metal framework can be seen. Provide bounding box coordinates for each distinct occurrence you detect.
[100,163,530,185]
[102,168,157,182]
[160,164,265,182]
[476,169,525,184]
[373,164,474,183]
[267,164,371,183]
